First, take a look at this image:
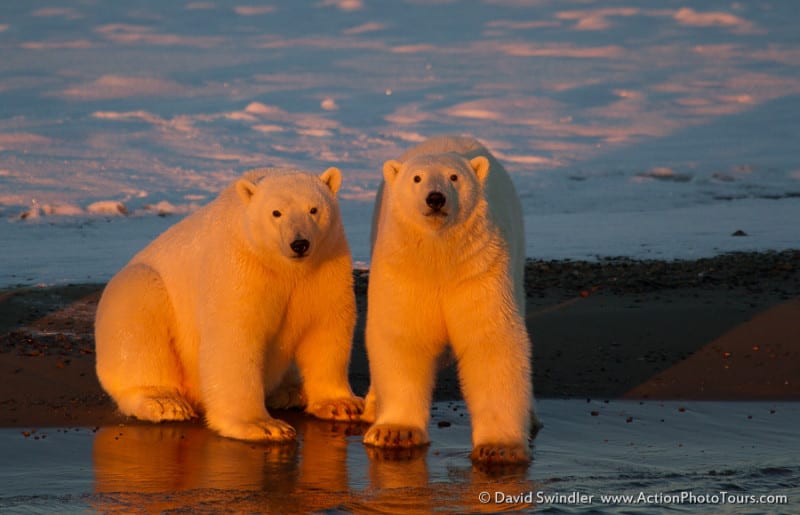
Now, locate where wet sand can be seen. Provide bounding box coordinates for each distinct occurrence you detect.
[1,250,798,427]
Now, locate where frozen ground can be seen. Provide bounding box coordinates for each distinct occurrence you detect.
[1,0,799,286]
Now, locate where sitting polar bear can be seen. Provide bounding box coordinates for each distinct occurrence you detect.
[363,136,539,465]
[95,167,363,442]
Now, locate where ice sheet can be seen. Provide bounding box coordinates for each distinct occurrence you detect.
[1,0,799,286]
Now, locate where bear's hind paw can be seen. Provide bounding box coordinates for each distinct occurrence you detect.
[120,392,197,422]
[363,424,429,448]
[307,397,365,421]
[266,385,307,410]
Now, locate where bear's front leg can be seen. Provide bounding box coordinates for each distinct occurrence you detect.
[294,323,365,422]
[362,314,443,449]
[199,324,296,443]
[445,288,534,465]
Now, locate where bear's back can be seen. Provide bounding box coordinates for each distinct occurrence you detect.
[132,185,236,267]
[399,135,487,162]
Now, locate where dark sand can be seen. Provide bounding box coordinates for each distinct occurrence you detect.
[1,250,798,427]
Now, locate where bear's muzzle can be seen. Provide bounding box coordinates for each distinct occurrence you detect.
[290,238,310,257]
[425,191,446,211]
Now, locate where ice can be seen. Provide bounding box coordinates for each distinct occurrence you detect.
[0,0,798,287]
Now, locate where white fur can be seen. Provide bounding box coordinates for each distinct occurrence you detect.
[363,136,537,462]
[95,167,363,442]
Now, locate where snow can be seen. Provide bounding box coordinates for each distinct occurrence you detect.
[0,0,798,287]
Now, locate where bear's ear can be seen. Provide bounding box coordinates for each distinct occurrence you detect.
[469,156,490,183]
[320,167,342,196]
[235,179,258,204]
[383,160,402,183]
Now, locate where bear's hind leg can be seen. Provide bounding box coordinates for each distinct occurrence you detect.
[95,264,196,422]
[266,362,307,410]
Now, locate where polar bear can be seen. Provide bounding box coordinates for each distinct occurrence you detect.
[95,167,363,442]
[362,136,538,465]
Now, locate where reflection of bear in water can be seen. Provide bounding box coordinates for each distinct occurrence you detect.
[95,168,363,442]
[91,415,354,512]
[91,418,533,512]
[363,136,539,465]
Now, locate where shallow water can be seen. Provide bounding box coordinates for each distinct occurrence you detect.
[1,400,797,513]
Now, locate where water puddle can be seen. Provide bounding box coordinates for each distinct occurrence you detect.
[1,400,797,513]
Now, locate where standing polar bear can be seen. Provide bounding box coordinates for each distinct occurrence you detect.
[363,136,538,465]
[95,167,363,442]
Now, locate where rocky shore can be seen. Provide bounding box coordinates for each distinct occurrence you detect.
[1,250,798,426]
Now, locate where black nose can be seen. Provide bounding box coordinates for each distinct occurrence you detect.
[290,239,310,256]
[426,191,446,210]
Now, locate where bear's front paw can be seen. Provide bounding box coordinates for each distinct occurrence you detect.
[363,424,429,448]
[307,397,365,421]
[216,417,297,442]
[470,443,530,466]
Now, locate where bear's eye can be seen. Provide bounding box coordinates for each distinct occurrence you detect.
[272,210,282,218]
[309,207,318,215]
[450,174,458,182]
[413,175,421,183]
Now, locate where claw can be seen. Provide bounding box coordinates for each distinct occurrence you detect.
[471,443,530,467]
[363,424,429,449]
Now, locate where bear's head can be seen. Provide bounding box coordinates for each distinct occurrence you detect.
[235,167,343,262]
[382,153,489,233]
